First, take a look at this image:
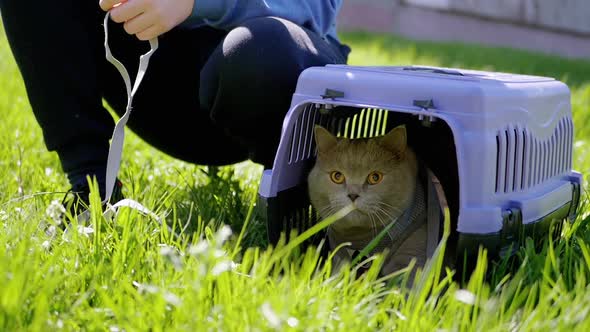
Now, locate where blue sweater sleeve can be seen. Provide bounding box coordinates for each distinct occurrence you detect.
[180,0,343,41]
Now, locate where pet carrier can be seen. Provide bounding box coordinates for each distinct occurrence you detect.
[257,65,582,263]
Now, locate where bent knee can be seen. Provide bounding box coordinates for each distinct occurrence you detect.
[221,17,320,73]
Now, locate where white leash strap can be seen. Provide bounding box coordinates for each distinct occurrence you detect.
[102,12,158,204]
[426,169,445,257]
[64,14,187,241]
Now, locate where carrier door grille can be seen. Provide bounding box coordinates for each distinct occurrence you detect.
[287,107,390,164]
[340,108,389,139]
[495,118,572,193]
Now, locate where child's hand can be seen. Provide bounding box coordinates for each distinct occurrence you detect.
[99,0,194,40]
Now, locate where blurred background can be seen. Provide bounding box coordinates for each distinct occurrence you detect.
[337,0,590,59]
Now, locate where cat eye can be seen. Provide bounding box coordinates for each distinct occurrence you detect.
[367,171,383,185]
[330,171,345,184]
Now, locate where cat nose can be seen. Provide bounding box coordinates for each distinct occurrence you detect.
[348,193,359,202]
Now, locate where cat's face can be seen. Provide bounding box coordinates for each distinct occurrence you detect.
[307,125,418,234]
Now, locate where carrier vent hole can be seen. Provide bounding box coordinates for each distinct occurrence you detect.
[520,130,527,190]
[494,117,572,193]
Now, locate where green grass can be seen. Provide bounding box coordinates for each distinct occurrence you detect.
[1,26,590,330]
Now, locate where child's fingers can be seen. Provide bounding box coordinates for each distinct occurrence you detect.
[135,24,162,41]
[123,12,154,35]
[99,0,127,12]
[110,0,145,23]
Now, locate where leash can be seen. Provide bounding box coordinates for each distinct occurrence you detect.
[96,12,182,235]
[102,12,158,204]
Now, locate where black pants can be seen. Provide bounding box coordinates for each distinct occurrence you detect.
[0,1,350,190]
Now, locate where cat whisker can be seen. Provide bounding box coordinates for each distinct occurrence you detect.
[373,206,401,233]
[318,205,338,218]
[372,212,395,242]
[317,205,342,231]
[373,216,378,239]
[375,201,396,207]
[368,213,377,239]
[375,201,404,215]
[375,201,402,210]
[372,205,396,221]
[373,205,405,229]
[317,207,330,217]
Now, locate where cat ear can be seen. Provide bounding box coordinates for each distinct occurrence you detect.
[314,125,338,152]
[379,125,407,156]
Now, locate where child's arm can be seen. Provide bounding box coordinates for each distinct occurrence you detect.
[99,0,343,41]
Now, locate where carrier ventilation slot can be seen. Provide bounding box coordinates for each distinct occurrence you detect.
[495,117,572,193]
[288,105,321,164]
[281,205,318,239]
[340,108,389,139]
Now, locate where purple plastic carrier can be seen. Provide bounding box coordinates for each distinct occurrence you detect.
[258,65,583,262]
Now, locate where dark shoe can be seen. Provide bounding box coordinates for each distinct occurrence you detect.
[60,179,125,225]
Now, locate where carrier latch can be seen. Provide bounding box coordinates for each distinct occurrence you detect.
[500,208,523,257]
[413,99,437,127]
[567,182,581,221]
[501,208,523,239]
[413,99,435,109]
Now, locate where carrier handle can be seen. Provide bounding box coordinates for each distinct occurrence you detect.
[403,66,464,76]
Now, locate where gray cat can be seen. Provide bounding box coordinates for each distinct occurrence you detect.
[307,124,435,277]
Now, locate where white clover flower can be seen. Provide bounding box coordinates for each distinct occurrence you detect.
[46,225,57,238]
[213,249,226,258]
[287,317,299,328]
[160,245,183,270]
[215,225,233,245]
[77,226,95,237]
[261,302,281,329]
[188,241,209,256]
[41,240,51,250]
[455,289,476,305]
[211,260,237,276]
[159,246,175,256]
[45,200,65,225]
[164,292,182,307]
[132,281,159,294]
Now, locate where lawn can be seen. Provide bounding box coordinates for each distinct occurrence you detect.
[1,25,590,330]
